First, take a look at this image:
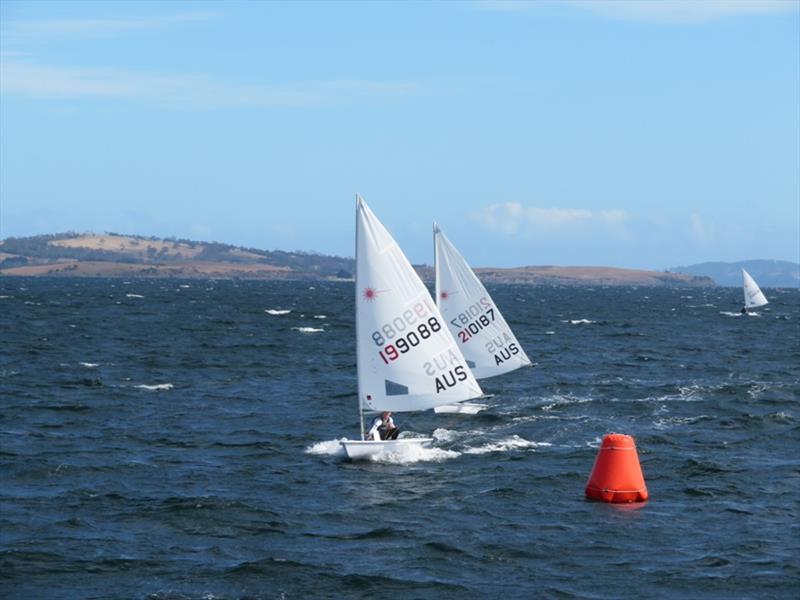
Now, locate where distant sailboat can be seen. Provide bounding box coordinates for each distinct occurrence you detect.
[433,223,532,414]
[339,198,483,459]
[741,268,768,314]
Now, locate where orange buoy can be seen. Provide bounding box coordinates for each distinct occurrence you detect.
[585,433,649,503]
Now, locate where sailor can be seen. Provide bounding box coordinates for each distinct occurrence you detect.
[741,307,748,315]
[366,411,399,441]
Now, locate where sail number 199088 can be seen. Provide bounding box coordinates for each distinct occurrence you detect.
[371,301,442,365]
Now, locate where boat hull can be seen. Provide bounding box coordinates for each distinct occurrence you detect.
[433,403,488,415]
[340,438,433,460]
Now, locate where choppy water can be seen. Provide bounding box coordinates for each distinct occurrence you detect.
[1,278,798,599]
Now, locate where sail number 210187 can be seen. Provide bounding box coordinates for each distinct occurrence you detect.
[371,301,442,364]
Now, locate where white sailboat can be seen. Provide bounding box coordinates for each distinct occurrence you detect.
[433,223,532,414]
[340,197,483,459]
[741,268,768,314]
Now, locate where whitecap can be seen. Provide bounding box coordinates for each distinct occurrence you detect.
[306,437,459,463]
[135,383,174,391]
[79,362,99,368]
[313,315,327,319]
[265,309,291,315]
[462,435,549,455]
[125,293,144,298]
[370,444,459,464]
[305,439,347,457]
[292,327,324,333]
[0,295,10,299]
[544,331,555,335]
[562,319,595,325]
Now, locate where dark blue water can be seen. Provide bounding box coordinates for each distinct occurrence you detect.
[1,278,798,599]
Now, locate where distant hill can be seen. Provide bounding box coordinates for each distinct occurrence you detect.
[672,260,800,287]
[1,232,713,286]
[0,233,355,280]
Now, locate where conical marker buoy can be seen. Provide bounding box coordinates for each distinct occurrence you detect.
[585,433,648,503]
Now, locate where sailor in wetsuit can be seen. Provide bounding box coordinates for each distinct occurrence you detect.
[366,411,399,441]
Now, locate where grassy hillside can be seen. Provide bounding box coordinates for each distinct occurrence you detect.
[1,232,715,286]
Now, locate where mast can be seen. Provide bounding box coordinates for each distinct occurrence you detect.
[355,194,365,440]
[433,222,438,305]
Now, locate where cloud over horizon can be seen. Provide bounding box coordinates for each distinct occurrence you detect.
[475,0,799,23]
[474,203,630,237]
[0,58,423,108]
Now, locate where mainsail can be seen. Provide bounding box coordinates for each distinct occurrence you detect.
[742,269,768,309]
[434,223,532,379]
[355,197,483,413]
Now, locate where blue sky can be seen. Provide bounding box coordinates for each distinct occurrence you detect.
[1,0,798,269]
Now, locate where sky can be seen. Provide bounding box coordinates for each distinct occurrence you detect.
[1,0,798,269]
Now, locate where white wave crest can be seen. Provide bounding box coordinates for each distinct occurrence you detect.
[370,444,460,464]
[135,383,174,391]
[292,327,324,333]
[79,362,99,368]
[462,435,550,455]
[305,439,347,457]
[313,315,327,319]
[563,318,595,325]
[305,437,459,464]
[544,331,556,335]
[125,293,144,298]
[265,309,291,315]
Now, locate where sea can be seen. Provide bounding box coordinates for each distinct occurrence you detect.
[1,277,798,599]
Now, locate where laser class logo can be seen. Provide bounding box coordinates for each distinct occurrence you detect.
[362,287,390,301]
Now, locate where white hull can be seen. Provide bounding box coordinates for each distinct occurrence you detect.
[433,403,488,415]
[340,438,433,460]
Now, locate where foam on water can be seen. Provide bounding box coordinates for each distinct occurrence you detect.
[135,383,174,391]
[292,327,324,333]
[462,435,550,455]
[125,293,144,298]
[563,318,596,325]
[304,438,459,463]
[265,309,292,315]
[79,362,99,368]
[304,439,347,457]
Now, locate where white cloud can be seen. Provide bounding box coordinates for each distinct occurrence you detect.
[475,0,799,23]
[1,12,216,43]
[569,0,798,24]
[0,58,421,108]
[690,212,709,242]
[474,202,630,237]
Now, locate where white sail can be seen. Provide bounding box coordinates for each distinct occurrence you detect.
[355,197,483,413]
[742,269,768,309]
[434,223,532,379]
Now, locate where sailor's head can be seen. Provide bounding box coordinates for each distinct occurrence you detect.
[382,411,392,418]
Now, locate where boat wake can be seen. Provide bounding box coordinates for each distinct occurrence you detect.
[462,435,550,455]
[304,438,458,463]
[135,383,174,391]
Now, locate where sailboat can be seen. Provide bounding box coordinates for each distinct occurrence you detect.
[433,223,532,414]
[340,197,484,460]
[741,268,768,314]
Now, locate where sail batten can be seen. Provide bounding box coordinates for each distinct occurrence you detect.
[355,198,483,413]
[434,225,532,379]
